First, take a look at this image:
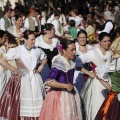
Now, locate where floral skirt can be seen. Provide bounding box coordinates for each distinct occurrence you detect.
[39,87,83,120]
[0,74,39,120]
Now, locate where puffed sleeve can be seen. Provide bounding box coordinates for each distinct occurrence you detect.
[47,67,60,80]
[4,48,19,61]
[39,48,47,60]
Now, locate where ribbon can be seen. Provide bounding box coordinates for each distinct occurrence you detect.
[100,92,116,120]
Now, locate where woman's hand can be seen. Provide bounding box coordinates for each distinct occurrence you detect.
[65,83,73,91]
[12,68,19,74]
[34,65,43,73]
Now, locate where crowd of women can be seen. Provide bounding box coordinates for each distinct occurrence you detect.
[0,0,120,120]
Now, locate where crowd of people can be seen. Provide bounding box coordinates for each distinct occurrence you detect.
[0,0,120,120]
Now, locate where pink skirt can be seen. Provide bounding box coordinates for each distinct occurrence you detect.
[39,88,83,120]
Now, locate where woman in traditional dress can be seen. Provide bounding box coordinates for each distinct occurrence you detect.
[74,29,94,94]
[35,23,59,80]
[0,30,11,98]
[39,40,83,120]
[79,32,112,120]
[95,27,120,120]
[7,14,26,40]
[0,31,20,98]
[0,30,47,120]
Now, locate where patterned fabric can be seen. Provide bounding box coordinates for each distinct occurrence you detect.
[0,46,11,98]
[39,55,83,120]
[2,45,46,117]
[39,88,82,120]
[79,47,111,120]
[52,55,75,72]
[95,94,120,120]
[81,77,109,120]
[0,74,39,120]
[95,70,120,120]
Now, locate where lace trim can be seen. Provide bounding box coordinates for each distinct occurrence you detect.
[95,64,109,82]
[52,55,74,72]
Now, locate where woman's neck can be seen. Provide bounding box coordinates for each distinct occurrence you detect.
[42,35,52,45]
[16,25,20,30]
[73,15,76,18]
[24,44,32,51]
[16,25,21,34]
[63,55,71,65]
[100,46,106,55]
[79,44,87,53]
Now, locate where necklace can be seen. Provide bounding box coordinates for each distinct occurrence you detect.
[24,45,32,51]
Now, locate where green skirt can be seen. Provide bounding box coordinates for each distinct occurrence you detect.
[109,71,120,92]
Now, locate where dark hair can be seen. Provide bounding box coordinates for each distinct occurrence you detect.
[60,39,75,50]
[23,30,34,39]
[54,10,61,16]
[44,23,54,31]
[4,8,12,14]
[6,32,18,45]
[11,9,15,12]
[99,32,111,42]
[69,20,75,27]
[0,30,6,38]
[36,8,41,15]
[41,23,54,34]
[14,14,22,21]
[77,29,87,38]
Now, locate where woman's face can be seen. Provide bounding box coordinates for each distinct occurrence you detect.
[78,33,87,46]
[64,43,76,60]
[49,27,55,38]
[99,36,111,50]
[70,11,75,16]
[0,34,7,45]
[24,34,35,48]
[15,17,23,27]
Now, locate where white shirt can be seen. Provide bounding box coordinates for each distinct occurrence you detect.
[69,16,83,26]
[52,19,62,37]
[47,14,67,26]
[0,17,11,31]
[98,21,113,34]
[47,14,54,23]
[59,14,67,26]
[41,17,46,25]
[35,35,60,51]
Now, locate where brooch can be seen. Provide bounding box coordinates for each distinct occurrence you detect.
[104,59,107,62]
